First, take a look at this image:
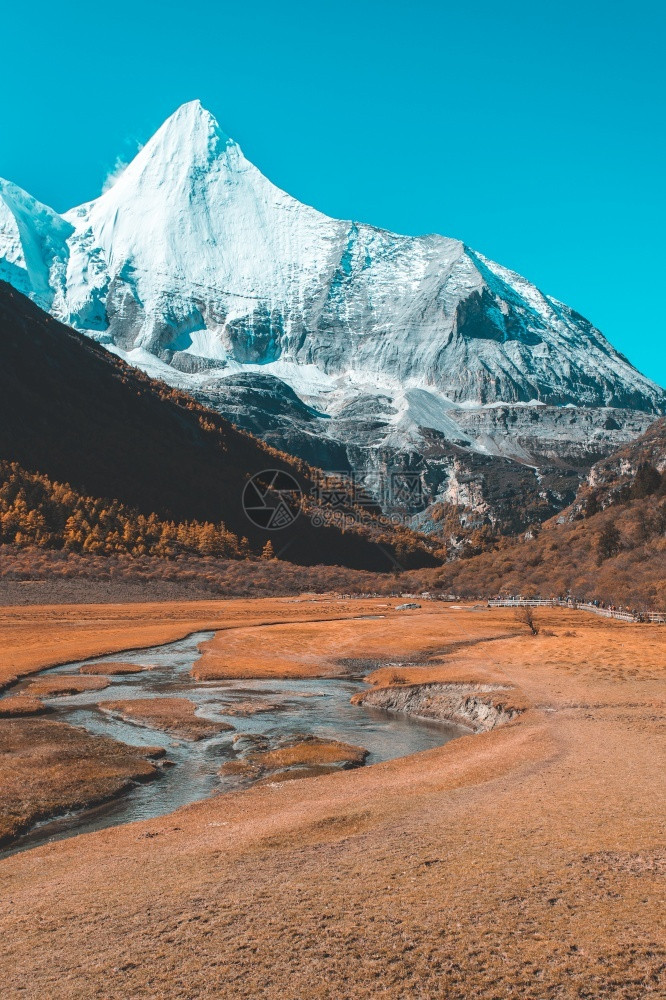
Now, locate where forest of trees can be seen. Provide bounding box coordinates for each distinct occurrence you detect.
[0,460,436,569]
[0,457,663,609]
[0,461,249,560]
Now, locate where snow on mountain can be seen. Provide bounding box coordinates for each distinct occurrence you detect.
[0,100,663,530]
[0,179,71,312]
[2,99,662,415]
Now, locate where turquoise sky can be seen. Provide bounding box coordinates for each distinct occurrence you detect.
[1,0,663,387]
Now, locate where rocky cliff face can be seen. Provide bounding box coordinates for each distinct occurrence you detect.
[190,371,657,531]
[586,417,666,497]
[1,101,663,531]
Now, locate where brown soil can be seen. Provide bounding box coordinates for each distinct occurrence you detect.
[79,661,150,675]
[0,695,47,717]
[217,699,284,716]
[25,674,110,698]
[100,697,234,741]
[0,599,663,999]
[0,717,159,847]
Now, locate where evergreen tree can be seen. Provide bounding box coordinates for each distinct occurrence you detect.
[630,463,662,499]
[597,521,621,563]
[261,541,275,560]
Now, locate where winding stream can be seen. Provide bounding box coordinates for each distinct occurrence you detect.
[3,631,466,856]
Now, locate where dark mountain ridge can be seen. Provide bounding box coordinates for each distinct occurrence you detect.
[0,282,436,571]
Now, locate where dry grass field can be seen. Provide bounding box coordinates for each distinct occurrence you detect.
[0,598,663,998]
[0,596,400,691]
[0,718,161,846]
[24,674,110,698]
[79,661,150,675]
[193,609,512,680]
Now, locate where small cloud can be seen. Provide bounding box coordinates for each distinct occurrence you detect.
[102,156,129,193]
[101,141,143,193]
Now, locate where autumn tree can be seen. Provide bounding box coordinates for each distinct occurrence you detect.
[630,463,662,500]
[0,460,247,561]
[596,521,622,563]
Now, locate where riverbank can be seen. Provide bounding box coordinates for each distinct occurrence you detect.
[0,614,464,853]
[0,718,162,847]
[0,599,663,998]
[0,596,416,690]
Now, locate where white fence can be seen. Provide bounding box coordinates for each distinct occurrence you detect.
[489,599,554,607]
[487,598,664,624]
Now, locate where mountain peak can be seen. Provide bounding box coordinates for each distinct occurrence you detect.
[160,99,227,137]
[145,99,236,165]
[2,104,663,421]
[75,99,244,217]
[0,178,72,309]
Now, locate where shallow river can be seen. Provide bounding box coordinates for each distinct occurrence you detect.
[5,631,464,856]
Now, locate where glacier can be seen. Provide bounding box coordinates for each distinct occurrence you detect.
[1,100,664,530]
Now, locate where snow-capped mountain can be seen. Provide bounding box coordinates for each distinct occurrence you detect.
[1,100,663,529]
[2,99,663,412]
[0,179,71,313]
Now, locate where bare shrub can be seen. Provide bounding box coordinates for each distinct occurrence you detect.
[515,606,540,636]
[388,672,408,685]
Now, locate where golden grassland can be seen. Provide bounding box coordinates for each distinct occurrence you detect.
[0,596,396,690]
[193,609,512,680]
[0,599,663,998]
[25,674,110,698]
[0,718,160,846]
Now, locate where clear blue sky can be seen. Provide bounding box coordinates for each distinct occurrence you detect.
[1,0,663,387]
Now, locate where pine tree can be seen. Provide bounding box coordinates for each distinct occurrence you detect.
[597,521,621,563]
[584,493,600,518]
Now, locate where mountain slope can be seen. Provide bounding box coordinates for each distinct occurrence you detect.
[0,101,663,535]
[434,423,666,608]
[0,282,436,570]
[587,416,666,497]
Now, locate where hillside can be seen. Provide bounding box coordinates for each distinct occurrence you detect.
[585,416,666,502]
[0,283,436,571]
[433,422,666,609]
